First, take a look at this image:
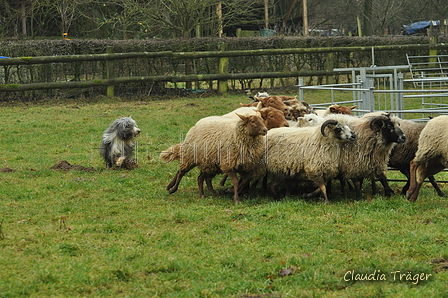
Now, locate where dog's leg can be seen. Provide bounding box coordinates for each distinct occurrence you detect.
[116,156,126,167]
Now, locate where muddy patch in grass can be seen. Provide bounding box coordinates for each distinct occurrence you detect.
[50,160,95,172]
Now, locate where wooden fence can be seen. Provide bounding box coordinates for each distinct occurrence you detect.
[0,43,444,96]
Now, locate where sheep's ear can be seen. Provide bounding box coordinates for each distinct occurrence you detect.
[349,106,356,110]
[258,109,268,119]
[236,113,249,121]
[259,96,270,103]
[329,106,337,113]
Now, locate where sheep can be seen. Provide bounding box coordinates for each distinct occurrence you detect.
[163,106,287,169]
[337,112,406,199]
[283,99,317,120]
[202,106,288,189]
[266,114,357,203]
[160,113,268,204]
[239,96,289,116]
[248,91,270,102]
[220,107,289,130]
[376,119,445,197]
[406,115,448,202]
[296,113,325,127]
[315,104,356,117]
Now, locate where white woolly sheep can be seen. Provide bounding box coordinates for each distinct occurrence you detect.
[338,112,406,199]
[266,114,357,203]
[295,113,325,127]
[406,115,448,202]
[160,113,268,204]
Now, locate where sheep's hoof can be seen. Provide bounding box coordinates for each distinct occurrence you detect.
[437,191,447,197]
[384,189,395,197]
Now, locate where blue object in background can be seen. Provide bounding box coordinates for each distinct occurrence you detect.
[402,21,440,35]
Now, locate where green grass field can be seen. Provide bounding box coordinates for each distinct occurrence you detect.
[0,92,447,297]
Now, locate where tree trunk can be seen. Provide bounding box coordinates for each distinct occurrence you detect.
[363,0,373,36]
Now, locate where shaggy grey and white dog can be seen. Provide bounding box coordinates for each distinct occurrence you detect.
[100,117,141,168]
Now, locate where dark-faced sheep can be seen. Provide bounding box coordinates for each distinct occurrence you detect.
[338,112,406,199]
[377,119,445,197]
[406,115,448,202]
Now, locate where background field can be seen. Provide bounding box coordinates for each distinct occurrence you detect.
[0,92,447,297]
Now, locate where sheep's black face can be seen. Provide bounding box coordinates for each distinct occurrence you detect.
[380,120,406,144]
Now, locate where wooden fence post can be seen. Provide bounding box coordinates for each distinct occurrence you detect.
[218,43,228,94]
[429,35,438,67]
[105,46,114,97]
[325,39,334,84]
[185,59,192,90]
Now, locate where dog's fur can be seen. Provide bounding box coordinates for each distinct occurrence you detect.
[100,117,141,168]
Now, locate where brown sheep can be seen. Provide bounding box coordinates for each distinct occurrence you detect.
[316,105,356,117]
[240,96,289,116]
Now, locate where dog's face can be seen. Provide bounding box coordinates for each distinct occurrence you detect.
[116,117,141,140]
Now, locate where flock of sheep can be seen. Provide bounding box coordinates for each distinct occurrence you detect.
[160,92,448,204]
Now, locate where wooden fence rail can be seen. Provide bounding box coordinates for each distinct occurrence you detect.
[0,43,442,95]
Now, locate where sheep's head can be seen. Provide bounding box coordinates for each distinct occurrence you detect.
[320,119,356,142]
[370,114,406,144]
[236,113,268,136]
[256,96,289,116]
[288,105,308,120]
[259,108,289,129]
[329,105,356,115]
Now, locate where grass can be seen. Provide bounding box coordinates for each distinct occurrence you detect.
[0,92,447,297]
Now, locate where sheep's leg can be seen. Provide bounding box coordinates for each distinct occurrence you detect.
[198,172,217,197]
[371,177,379,195]
[262,174,268,190]
[168,169,189,194]
[197,172,206,197]
[166,171,179,190]
[268,179,281,201]
[319,183,330,204]
[352,179,362,199]
[428,175,446,197]
[219,174,228,186]
[327,180,332,197]
[205,175,217,195]
[426,159,446,197]
[302,188,322,199]
[377,174,395,197]
[237,174,252,195]
[251,178,260,189]
[228,171,241,204]
[406,161,424,202]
